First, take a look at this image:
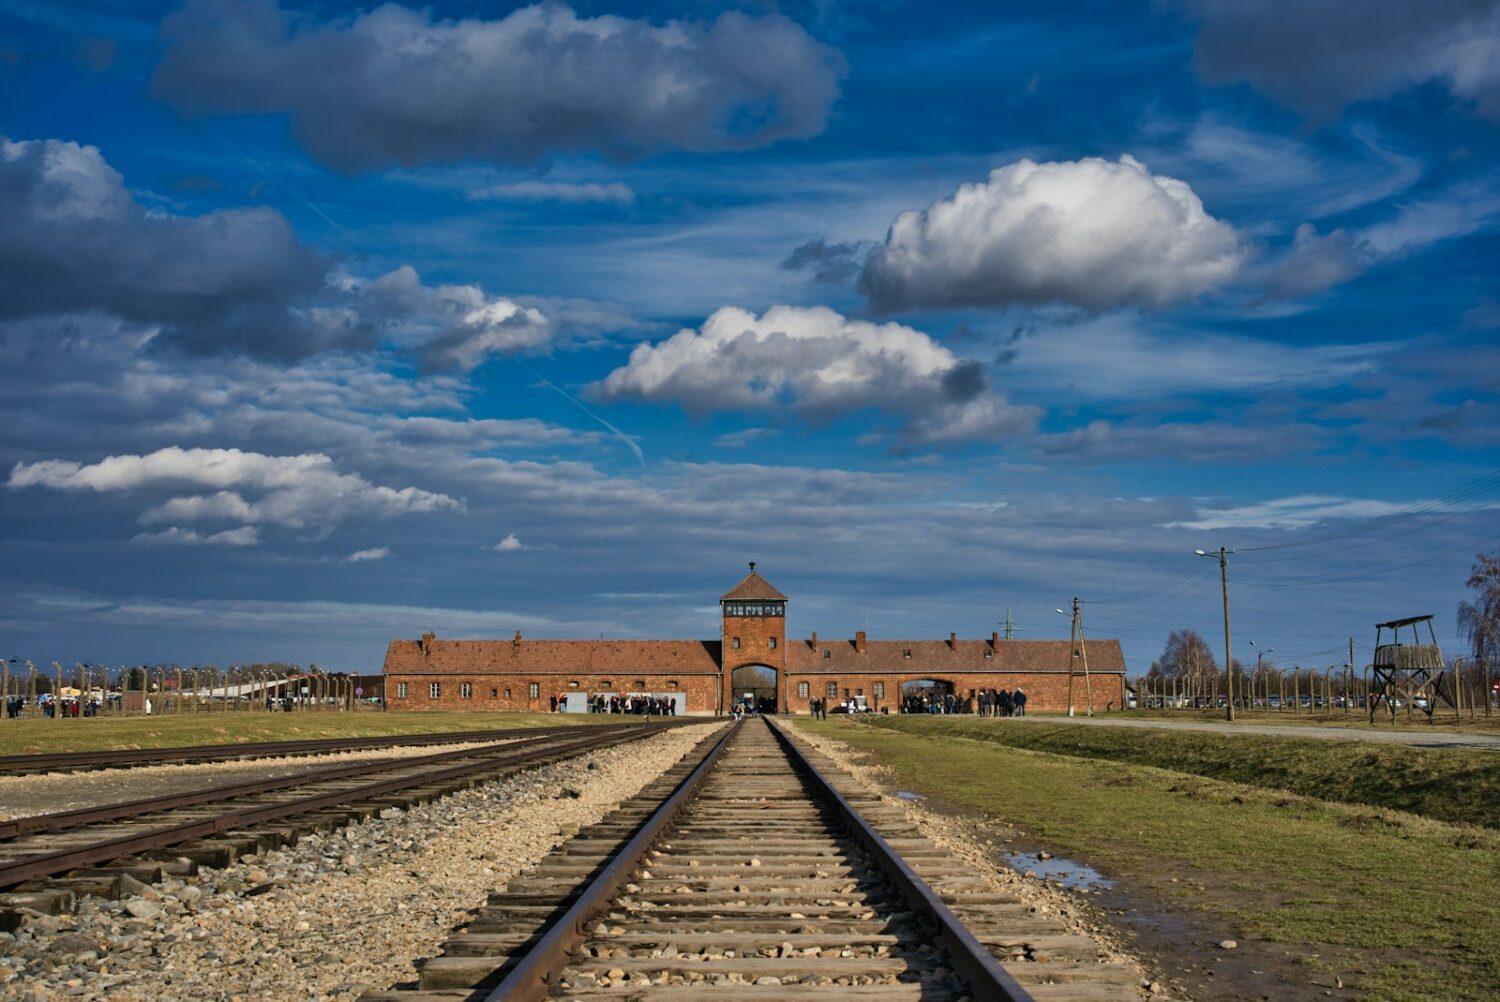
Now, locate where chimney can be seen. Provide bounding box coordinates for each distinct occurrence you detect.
[419,631,435,656]
[811,631,818,647]
[991,631,999,647]
[949,631,957,649]
[512,629,522,646]
[855,631,867,653]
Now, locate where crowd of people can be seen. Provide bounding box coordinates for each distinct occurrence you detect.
[564,693,678,716]
[900,688,1027,715]
[5,694,111,718]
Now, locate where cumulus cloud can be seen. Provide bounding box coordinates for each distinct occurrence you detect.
[468,181,634,205]
[0,136,350,360]
[494,533,525,552]
[859,156,1245,312]
[133,526,261,546]
[151,0,845,172]
[0,136,569,368]
[592,305,1037,445]
[355,266,551,371]
[9,446,460,530]
[347,546,390,562]
[780,238,871,285]
[1182,0,1500,122]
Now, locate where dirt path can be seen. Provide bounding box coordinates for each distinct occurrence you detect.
[1007,713,1500,748]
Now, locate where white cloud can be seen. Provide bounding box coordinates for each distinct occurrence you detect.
[715,428,780,449]
[592,305,1037,445]
[494,533,525,552]
[133,526,261,546]
[1183,0,1500,123]
[9,446,461,530]
[356,266,551,371]
[469,181,634,205]
[151,1,844,171]
[859,155,1245,312]
[347,546,390,562]
[1170,495,1411,531]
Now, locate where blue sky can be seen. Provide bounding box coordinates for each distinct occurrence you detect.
[2,0,1498,675]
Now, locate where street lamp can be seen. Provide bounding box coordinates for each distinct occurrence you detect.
[1250,641,1273,711]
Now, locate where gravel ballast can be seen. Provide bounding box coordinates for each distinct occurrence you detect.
[1,722,720,1001]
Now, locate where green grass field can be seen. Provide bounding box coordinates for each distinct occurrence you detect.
[798,717,1500,1001]
[0,710,609,756]
[1119,706,1500,734]
[855,715,1500,829]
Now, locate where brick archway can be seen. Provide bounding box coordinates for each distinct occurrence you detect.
[729,664,779,714]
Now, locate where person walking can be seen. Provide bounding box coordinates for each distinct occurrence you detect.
[1014,689,1027,716]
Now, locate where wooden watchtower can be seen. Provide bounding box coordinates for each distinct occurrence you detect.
[1369,615,1457,723]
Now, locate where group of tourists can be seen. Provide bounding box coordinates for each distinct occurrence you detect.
[4,694,105,718]
[899,688,1027,716]
[579,693,677,716]
[978,687,1026,716]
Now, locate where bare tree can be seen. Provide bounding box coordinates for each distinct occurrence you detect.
[1458,549,1500,662]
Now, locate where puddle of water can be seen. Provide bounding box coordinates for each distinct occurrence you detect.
[1000,851,1114,891]
[894,790,925,801]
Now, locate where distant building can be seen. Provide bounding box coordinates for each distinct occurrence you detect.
[381,565,1127,714]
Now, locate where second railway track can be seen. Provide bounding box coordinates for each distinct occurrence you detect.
[0,721,694,925]
[369,717,1143,1002]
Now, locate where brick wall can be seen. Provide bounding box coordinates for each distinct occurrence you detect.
[783,670,1126,714]
[385,672,722,713]
[720,610,787,710]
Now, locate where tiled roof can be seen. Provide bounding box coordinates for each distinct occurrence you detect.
[720,569,788,602]
[785,638,1126,674]
[383,638,722,676]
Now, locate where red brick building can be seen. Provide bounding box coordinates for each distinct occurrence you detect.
[380,564,1127,714]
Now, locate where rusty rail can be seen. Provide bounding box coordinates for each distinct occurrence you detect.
[0,722,693,889]
[768,719,1036,1002]
[481,718,743,1002]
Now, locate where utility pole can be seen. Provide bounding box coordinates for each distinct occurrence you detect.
[1197,547,1235,721]
[1059,597,1094,717]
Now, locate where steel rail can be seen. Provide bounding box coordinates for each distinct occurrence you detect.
[0,723,628,774]
[481,718,743,1002]
[0,723,659,840]
[767,719,1036,1002]
[0,723,689,889]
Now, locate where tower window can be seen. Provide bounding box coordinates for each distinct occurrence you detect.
[768,637,777,649]
[731,637,741,649]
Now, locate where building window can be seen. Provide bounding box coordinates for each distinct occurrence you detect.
[667,680,678,689]
[903,649,912,658]
[874,681,885,699]
[633,680,646,689]
[823,649,831,659]
[460,682,472,699]
[396,682,408,699]
[602,680,612,689]
[984,649,993,658]
[504,688,512,699]
[798,681,810,699]
[731,637,741,649]
[490,688,498,698]
[768,637,777,649]
[529,682,540,699]
[724,601,785,618]
[568,680,579,689]
[429,682,441,699]
[856,687,863,696]
[826,682,838,698]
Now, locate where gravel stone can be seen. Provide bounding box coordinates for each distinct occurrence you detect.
[8,723,717,1001]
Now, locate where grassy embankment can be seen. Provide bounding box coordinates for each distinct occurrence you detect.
[1120,706,1500,734]
[0,711,611,757]
[799,715,1500,1002]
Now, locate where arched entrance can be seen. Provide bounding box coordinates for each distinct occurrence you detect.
[901,678,956,714]
[731,664,778,715]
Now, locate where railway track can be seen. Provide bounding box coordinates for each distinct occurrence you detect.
[367,717,1143,1001]
[0,723,623,775]
[0,720,693,926]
